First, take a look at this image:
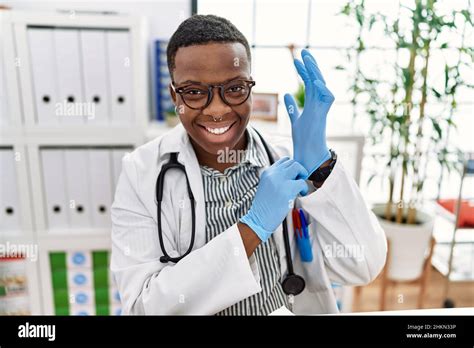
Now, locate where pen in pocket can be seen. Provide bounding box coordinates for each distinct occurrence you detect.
[292,208,313,262]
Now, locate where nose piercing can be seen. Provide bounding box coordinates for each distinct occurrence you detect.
[212,115,223,122]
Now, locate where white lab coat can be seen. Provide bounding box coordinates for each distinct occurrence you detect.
[111,124,387,315]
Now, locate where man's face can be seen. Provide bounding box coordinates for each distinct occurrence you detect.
[170,42,252,155]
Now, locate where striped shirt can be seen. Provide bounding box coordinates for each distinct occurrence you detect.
[200,129,288,315]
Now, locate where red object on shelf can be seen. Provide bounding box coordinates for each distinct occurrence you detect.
[0,254,26,261]
[437,199,474,228]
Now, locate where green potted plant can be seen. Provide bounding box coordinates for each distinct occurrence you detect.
[340,0,472,281]
[294,83,305,109]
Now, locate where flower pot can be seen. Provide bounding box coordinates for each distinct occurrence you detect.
[372,203,434,281]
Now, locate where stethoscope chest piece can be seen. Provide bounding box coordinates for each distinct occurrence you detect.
[282,274,305,296]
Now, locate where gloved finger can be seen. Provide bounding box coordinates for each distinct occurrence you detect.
[294,58,310,83]
[294,59,313,101]
[284,93,300,124]
[301,49,326,85]
[314,80,335,104]
[279,158,297,169]
[284,161,309,180]
[272,156,291,168]
[303,55,321,86]
[291,179,309,196]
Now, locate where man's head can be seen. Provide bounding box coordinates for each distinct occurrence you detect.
[167,15,253,156]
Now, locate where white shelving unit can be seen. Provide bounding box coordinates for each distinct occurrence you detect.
[0,9,151,315]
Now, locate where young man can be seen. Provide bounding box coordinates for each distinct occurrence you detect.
[111,15,387,315]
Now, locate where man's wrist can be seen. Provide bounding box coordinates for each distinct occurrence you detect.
[237,222,261,257]
[239,214,272,242]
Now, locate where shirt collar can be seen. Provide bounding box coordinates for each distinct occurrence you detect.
[242,128,267,168]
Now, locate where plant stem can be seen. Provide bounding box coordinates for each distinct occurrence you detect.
[385,2,403,222]
[396,1,420,224]
[408,39,430,224]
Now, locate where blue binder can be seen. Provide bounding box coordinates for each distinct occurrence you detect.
[154,40,174,121]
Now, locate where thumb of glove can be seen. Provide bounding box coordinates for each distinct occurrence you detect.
[284,93,300,125]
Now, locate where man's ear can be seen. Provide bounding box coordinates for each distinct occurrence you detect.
[169,83,177,104]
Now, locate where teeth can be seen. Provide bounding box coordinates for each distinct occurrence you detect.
[205,125,231,135]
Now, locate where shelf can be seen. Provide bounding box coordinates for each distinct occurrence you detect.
[36,228,112,238]
[6,9,142,29]
[0,232,36,243]
[37,234,111,251]
[0,292,30,300]
[0,128,23,145]
[20,126,146,146]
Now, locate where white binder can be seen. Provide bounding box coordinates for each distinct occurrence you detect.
[88,149,113,228]
[106,30,133,125]
[0,149,20,232]
[111,149,127,190]
[53,28,85,125]
[28,28,59,126]
[64,149,92,228]
[0,54,8,127]
[40,149,69,231]
[80,30,110,125]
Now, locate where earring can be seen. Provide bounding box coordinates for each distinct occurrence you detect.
[174,105,178,115]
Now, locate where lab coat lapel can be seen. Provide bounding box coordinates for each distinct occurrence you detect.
[157,124,206,252]
[176,133,207,250]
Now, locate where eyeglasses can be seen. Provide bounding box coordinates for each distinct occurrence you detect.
[172,79,256,110]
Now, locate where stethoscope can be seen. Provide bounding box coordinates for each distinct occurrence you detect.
[155,128,306,297]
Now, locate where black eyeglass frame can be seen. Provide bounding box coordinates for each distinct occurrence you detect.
[171,79,256,110]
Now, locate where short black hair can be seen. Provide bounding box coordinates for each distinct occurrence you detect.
[167,14,251,78]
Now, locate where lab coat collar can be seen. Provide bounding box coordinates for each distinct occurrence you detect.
[158,122,189,158]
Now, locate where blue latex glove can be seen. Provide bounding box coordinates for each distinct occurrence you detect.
[284,49,335,179]
[240,157,309,243]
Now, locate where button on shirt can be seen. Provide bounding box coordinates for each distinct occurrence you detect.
[200,130,288,315]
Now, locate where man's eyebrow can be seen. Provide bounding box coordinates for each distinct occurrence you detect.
[177,75,250,85]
